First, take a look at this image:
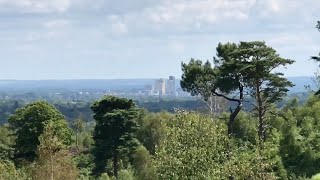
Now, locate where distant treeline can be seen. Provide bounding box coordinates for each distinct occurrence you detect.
[0,92,310,125]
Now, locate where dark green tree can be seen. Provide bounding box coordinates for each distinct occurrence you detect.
[230,41,294,140]
[8,101,73,162]
[91,96,140,177]
[0,125,14,160]
[181,41,294,139]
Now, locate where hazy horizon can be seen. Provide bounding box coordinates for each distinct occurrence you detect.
[0,75,314,81]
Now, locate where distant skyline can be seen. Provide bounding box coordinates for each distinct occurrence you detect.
[0,0,320,80]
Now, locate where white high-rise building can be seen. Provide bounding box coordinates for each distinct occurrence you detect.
[166,76,176,96]
[154,78,166,95]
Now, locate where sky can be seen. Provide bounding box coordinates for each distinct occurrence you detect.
[0,0,319,80]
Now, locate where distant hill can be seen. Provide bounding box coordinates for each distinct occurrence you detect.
[287,76,315,93]
[0,79,155,91]
[0,76,316,93]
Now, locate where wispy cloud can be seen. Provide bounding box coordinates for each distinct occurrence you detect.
[0,0,72,13]
[43,19,69,28]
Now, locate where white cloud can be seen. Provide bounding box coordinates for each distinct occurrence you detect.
[25,31,58,42]
[269,0,280,12]
[111,21,128,35]
[144,0,255,25]
[44,19,69,28]
[15,43,37,53]
[0,0,72,13]
[91,0,318,36]
[108,15,128,35]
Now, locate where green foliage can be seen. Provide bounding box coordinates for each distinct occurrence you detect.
[312,173,320,180]
[181,41,294,138]
[222,143,281,179]
[232,112,258,144]
[217,41,294,139]
[117,169,135,180]
[75,121,95,149]
[154,112,229,179]
[227,41,294,103]
[54,102,93,123]
[136,112,170,155]
[0,100,24,125]
[0,125,14,159]
[31,120,78,180]
[0,159,28,180]
[8,101,73,162]
[154,111,288,179]
[73,118,85,147]
[137,99,207,113]
[81,132,94,149]
[278,99,320,177]
[74,152,95,179]
[91,96,141,177]
[98,173,111,180]
[181,59,216,99]
[132,145,157,180]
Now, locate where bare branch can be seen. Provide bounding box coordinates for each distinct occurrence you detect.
[212,91,240,103]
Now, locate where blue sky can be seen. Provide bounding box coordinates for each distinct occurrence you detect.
[0,0,319,80]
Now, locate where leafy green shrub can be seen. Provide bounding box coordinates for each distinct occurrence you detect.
[312,173,320,180]
[133,145,157,180]
[0,159,27,180]
[98,173,111,180]
[118,169,135,180]
[154,112,228,179]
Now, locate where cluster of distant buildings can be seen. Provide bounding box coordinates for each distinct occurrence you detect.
[57,76,190,98]
[144,76,178,96]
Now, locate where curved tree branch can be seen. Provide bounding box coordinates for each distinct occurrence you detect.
[211,91,240,103]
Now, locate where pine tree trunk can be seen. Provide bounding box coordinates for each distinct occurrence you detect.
[113,153,118,178]
[256,81,265,142]
[76,130,79,147]
[50,153,54,180]
[228,102,242,136]
[228,83,244,136]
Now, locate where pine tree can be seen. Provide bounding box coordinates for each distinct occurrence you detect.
[91,96,140,177]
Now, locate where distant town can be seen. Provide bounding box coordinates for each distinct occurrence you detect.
[95,76,190,99]
[138,76,189,97]
[0,77,193,103]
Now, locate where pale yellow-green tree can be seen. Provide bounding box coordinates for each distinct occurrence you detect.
[31,121,78,180]
[0,159,27,180]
